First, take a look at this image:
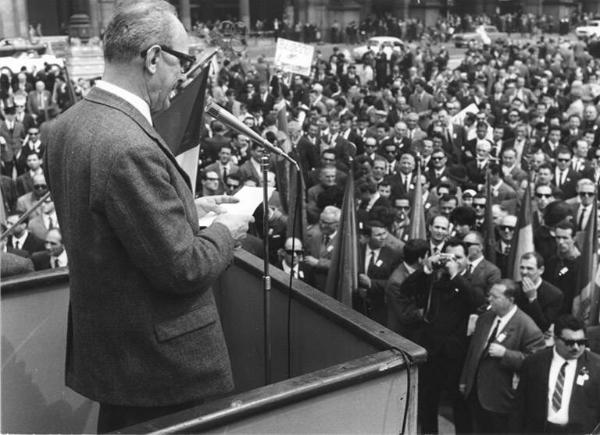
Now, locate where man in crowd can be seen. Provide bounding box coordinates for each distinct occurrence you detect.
[462,231,501,297]
[514,314,600,433]
[304,206,340,291]
[4,211,45,256]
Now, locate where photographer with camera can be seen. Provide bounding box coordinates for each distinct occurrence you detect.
[400,238,487,434]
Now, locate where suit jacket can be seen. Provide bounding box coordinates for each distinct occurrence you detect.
[1,175,17,214]
[303,225,336,291]
[15,171,36,197]
[385,262,420,337]
[553,167,580,199]
[358,244,402,324]
[401,269,486,360]
[514,348,600,433]
[26,90,52,118]
[296,134,321,181]
[460,308,545,414]
[44,86,236,406]
[6,231,45,256]
[237,158,263,186]
[0,120,25,162]
[466,258,501,296]
[515,280,563,333]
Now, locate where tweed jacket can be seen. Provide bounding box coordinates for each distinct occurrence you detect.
[45,86,236,406]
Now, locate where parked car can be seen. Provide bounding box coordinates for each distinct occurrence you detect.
[452,25,507,48]
[352,36,404,62]
[575,19,600,40]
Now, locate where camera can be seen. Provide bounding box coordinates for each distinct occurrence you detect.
[431,253,456,269]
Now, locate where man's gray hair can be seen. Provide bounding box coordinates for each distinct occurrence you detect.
[103,0,177,64]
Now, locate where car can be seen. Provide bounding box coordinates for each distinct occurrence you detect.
[452,25,507,48]
[575,20,600,40]
[352,36,404,62]
[0,51,64,75]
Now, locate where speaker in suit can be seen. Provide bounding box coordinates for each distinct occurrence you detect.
[460,280,545,433]
[513,316,600,434]
[44,30,249,427]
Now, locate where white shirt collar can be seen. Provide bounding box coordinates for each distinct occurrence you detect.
[13,230,28,247]
[51,249,68,267]
[470,255,484,270]
[95,80,152,125]
[493,304,518,332]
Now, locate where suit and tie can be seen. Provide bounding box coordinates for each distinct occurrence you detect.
[203,161,239,195]
[6,231,45,256]
[385,262,420,338]
[357,243,402,325]
[513,348,600,433]
[465,257,501,297]
[303,225,336,291]
[460,307,545,432]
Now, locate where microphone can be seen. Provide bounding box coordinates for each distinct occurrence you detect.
[206,102,299,170]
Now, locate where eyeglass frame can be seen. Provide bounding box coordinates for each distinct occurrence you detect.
[140,45,196,74]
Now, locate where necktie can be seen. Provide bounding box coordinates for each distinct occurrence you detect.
[467,263,473,276]
[551,362,568,412]
[52,257,60,268]
[578,206,587,231]
[223,166,228,181]
[14,240,20,250]
[324,235,330,247]
[503,244,510,255]
[368,250,376,274]
[486,319,501,349]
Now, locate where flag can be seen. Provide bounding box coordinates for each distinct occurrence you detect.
[573,198,600,325]
[409,159,426,239]
[285,164,307,243]
[483,170,497,264]
[505,181,534,280]
[325,168,358,306]
[62,64,78,109]
[153,65,210,193]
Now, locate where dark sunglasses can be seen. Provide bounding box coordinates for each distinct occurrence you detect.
[432,156,445,161]
[557,158,571,162]
[394,205,410,210]
[463,241,481,247]
[500,225,515,231]
[33,184,48,189]
[226,183,239,188]
[557,336,588,347]
[536,193,552,198]
[285,249,303,255]
[473,204,486,209]
[140,45,195,74]
[579,192,595,197]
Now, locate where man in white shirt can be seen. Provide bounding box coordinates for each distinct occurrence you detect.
[514,314,600,433]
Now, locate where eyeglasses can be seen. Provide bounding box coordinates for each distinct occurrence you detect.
[536,193,552,198]
[473,204,486,209]
[226,183,239,189]
[140,45,195,74]
[500,225,515,231]
[557,158,571,162]
[557,336,588,347]
[394,205,410,210]
[285,249,303,255]
[29,132,39,135]
[206,177,219,182]
[33,184,48,190]
[463,241,481,247]
[579,192,595,197]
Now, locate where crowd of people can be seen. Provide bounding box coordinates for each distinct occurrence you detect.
[2,11,600,432]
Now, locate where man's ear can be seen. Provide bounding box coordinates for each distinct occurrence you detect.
[144,45,160,74]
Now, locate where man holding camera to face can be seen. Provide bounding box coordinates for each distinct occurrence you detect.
[400,239,487,434]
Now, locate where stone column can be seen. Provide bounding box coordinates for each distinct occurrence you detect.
[69,0,92,42]
[239,0,250,30]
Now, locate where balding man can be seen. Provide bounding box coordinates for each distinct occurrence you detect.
[15,173,49,219]
[277,237,313,285]
[44,2,252,430]
[495,214,517,276]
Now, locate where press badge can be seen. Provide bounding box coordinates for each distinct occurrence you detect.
[376,259,383,267]
[577,374,589,386]
[496,332,506,343]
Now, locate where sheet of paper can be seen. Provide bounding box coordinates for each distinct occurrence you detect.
[198,186,275,227]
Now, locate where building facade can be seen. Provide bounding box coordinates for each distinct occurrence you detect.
[0,0,598,40]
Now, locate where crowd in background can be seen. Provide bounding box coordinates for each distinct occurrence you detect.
[2,12,600,433]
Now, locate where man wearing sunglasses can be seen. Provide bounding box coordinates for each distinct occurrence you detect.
[568,178,596,233]
[514,314,600,434]
[44,2,252,431]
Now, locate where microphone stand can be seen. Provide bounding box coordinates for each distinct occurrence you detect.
[261,151,272,385]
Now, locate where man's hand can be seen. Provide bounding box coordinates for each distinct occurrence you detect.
[303,255,319,267]
[358,273,371,289]
[522,277,537,302]
[488,343,506,358]
[195,195,239,216]
[212,213,253,242]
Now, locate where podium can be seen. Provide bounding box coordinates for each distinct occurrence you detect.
[1,250,426,433]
